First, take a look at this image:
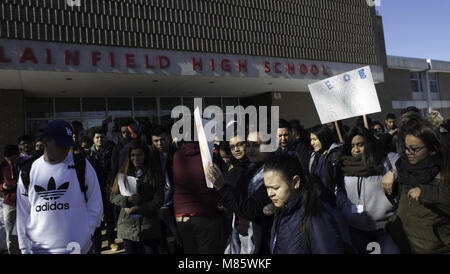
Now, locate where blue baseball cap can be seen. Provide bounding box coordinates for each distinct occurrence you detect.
[43,120,75,148]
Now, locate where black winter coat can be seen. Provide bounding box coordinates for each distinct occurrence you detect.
[309,143,343,206]
[270,194,346,254]
[218,164,273,254]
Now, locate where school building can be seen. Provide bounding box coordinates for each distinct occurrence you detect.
[381,56,450,121]
[2,0,443,153]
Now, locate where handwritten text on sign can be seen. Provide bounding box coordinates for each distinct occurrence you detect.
[308,66,381,124]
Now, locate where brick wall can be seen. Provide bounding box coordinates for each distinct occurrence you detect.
[0,0,379,65]
[0,89,25,157]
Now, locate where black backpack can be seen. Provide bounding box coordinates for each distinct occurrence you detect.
[20,153,88,202]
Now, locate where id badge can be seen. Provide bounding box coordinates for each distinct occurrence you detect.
[351,204,364,214]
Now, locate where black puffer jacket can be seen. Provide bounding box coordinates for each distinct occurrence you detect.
[309,143,343,206]
[270,194,346,254]
[218,164,273,254]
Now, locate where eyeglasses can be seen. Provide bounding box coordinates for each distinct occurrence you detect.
[230,142,246,151]
[405,146,425,155]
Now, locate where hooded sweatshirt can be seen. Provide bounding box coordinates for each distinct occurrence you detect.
[16,153,103,254]
[0,160,20,206]
[336,152,400,231]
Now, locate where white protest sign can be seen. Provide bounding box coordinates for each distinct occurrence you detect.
[117,173,138,196]
[308,66,381,124]
[194,107,215,188]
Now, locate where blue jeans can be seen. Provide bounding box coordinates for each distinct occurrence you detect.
[349,226,400,254]
[122,239,160,254]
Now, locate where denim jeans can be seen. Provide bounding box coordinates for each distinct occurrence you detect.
[3,204,20,254]
[122,238,160,254]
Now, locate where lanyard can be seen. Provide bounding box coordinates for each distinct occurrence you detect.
[357,177,363,201]
[271,233,277,254]
[271,214,282,254]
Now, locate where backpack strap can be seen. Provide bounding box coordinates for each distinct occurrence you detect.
[385,155,393,172]
[19,156,39,197]
[20,154,88,202]
[72,153,88,202]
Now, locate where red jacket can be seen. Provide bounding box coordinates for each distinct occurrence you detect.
[173,142,219,218]
[0,161,19,206]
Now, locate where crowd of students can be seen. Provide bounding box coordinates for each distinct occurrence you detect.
[0,106,449,254]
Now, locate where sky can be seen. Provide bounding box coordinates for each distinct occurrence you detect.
[377,0,450,61]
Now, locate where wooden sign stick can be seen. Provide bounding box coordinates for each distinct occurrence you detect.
[334,121,343,143]
[363,115,369,129]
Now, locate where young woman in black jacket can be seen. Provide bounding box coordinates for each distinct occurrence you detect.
[207,131,273,254]
[264,154,348,254]
[308,125,343,206]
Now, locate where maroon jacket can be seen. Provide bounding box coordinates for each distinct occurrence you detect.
[0,161,19,206]
[173,142,219,218]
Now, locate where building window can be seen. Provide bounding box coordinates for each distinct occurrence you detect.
[182,97,195,113]
[222,97,240,108]
[429,73,439,93]
[26,98,54,118]
[107,97,132,118]
[55,98,80,118]
[81,98,107,129]
[410,72,424,93]
[82,98,106,117]
[204,97,222,109]
[26,96,239,136]
[134,97,157,124]
[160,97,182,127]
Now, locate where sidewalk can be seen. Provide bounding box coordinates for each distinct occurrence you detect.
[100,229,124,254]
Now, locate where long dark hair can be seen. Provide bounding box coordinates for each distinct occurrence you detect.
[402,118,441,156]
[341,126,386,174]
[309,125,335,153]
[112,140,162,194]
[264,154,323,249]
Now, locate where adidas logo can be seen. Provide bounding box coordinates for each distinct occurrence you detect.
[35,201,70,212]
[35,178,71,212]
[35,177,69,201]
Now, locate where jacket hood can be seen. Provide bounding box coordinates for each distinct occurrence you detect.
[310,142,342,162]
[328,142,342,153]
[90,144,98,153]
[180,142,200,156]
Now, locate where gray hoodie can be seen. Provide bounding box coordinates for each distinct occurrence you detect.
[336,152,399,231]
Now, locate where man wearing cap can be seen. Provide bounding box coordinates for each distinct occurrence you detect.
[16,120,103,254]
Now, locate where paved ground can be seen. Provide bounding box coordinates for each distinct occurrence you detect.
[100,229,124,254]
[0,228,125,254]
